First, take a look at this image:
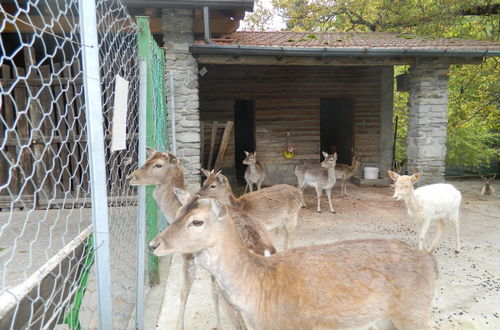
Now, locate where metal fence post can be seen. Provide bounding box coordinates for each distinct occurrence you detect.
[78,0,113,328]
[135,58,148,330]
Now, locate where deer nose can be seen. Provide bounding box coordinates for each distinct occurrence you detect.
[127,173,135,181]
[149,240,160,253]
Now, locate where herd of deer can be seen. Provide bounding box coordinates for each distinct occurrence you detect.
[127,148,494,330]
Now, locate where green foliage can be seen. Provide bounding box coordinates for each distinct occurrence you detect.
[271,0,500,170]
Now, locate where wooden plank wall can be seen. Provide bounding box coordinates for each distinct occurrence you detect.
[199,65,383,183]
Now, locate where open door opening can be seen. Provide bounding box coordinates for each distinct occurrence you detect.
[320,98,354,165]
[234,100,255,184]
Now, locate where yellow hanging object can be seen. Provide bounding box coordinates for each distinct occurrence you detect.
[283,131,294,159]
[283,149,294,159]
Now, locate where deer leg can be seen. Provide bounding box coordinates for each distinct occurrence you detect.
[417,218,432,251]
[249,183,254,192]
[257,180,262,190]
[285,213,298,249]
[326,188,335,213]
[343,181,348,198]
[244,181,249,194]
[298,183,307,208]
[451,212,460,253]
[211,276,224,329]
[176,254,196,330]
[428,219,445,253]
[315,184,323,213]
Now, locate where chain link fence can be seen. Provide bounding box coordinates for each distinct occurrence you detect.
[0,1,165,328]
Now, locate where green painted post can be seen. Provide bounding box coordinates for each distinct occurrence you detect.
[137,16,159,285]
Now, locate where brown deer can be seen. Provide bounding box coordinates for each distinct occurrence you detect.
[128,149,276,330]
[243,151,265,193]
[199,169,301,249]
[335,155,362,198]
[294,151,337,213]
[481,174,496,196]
[150,192,439,330]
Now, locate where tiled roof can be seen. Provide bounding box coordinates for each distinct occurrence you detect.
[208,31,500,51]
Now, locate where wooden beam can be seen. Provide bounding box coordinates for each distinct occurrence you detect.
[194,54,485,66]
[194,54,418,66]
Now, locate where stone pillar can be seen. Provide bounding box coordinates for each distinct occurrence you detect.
[162,9,201,191]
[407,60,450,184]
[379,66,394,178]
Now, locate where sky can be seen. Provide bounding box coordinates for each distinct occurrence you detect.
[239,0,287,31]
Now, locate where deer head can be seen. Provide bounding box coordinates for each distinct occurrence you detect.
[320,152,337,168]
[127,148,180,185]
[387,171,421,201]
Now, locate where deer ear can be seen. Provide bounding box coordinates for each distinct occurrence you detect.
[333,152,337,160]
[210,199,227,219]
[201,169,211,177]
[174,188,191,206]
[167,153,179,165]
[146,147,156,158]
[244,151,249,156]
[321,151,328,158]
[387,170,399,181]
[411,173,421,183]
[253,151,257,157]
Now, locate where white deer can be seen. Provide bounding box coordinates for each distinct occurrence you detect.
[294,151,337,213]
[150,191,438,330]
[388,171,461,253]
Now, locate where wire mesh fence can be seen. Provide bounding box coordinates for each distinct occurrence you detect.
[0,0,162,328]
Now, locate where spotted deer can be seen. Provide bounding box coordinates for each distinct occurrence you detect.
[388,171,461,253]
[150,192,438,330]
[199,169,301,249]
[243,151,265,193]
[128,149,276,330]
[335,155,362,198]
[294,151,337,213]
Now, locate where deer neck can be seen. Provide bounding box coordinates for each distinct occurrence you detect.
[403,188,420,217]
[327,167,336,185]
[196,219,265,313]
[153,172,185,221]
[249,162,259,173]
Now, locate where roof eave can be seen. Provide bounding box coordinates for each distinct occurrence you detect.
[123,0,254,11]
[190,44,500,58]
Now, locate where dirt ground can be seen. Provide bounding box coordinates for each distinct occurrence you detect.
[152,178,500,330]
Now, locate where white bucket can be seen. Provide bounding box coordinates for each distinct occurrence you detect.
[364,167,379,180]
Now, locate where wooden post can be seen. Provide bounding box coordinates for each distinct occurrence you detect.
[207,120,218,169]
[214,121,233,171]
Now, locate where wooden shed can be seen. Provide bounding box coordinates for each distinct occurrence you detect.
[122,1,500,188]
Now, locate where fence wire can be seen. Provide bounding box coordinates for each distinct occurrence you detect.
[0,0,143,328]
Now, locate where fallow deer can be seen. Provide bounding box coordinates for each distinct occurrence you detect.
[199,169,301,249]
[128,149,276,330]
[481,174,496,196]
[335,155,362,198]
[294,151,337,213]
[150,191,438,330]
[388,171,461,253]
[243,151,265,193]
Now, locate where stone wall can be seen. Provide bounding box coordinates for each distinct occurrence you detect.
[407,60,450,184]
[162,9,201,191]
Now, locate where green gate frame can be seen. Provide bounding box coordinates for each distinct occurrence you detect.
[137,16,169,285]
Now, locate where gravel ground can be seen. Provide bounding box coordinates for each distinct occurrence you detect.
[152,178,500,330]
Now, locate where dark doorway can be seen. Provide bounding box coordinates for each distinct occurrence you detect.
[320,99,354,165]
[234,100,255,184]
